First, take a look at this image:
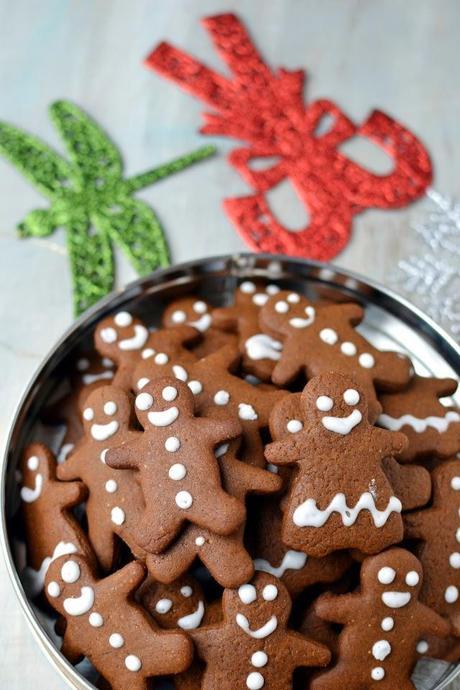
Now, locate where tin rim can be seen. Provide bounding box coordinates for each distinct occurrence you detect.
[1,252,459,690]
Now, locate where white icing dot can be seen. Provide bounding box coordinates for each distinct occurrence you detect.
[371,667,385,681]
[267,463,279,474]
[137,377,150,389]
[381,617,394,631]
[343,389,360,406]
[275,300,289,314]
[181,586,193,598]
[83,407,94,421]
[316,395,333,412]
[109,633,124,648]
[162,385,178,402]
[76,358,90,371]
[171,310,187,324]
[114,311,133,327]
[246,671,264,689]
[238,403,258,420]
[450,553,460,569]
[27,456,39,471]
[104,401,117,416]
[456,528,460,543]
[372,640,391,661]
[287,293,300,303]
[169,463,187,480]
[142,348,155,359]
[238,584,257,604]
[253,293,269,306]
[111,507,125,525]
[340,341,357,356]
[319,328,338,345]
[287,419,303,433]
[266,284,279,295]
[451,477,460,490]
[240,281,256,294]
[61,560,80,584]
[251,651,268,668]
[47,581,61,598]
[262,584,278,601]
[405,570,420,586]
[136,393,153,411]
[125,655,142,672]
[193,301,207,314]
[188,380,203,395]
[214,390,230,405]
[155,353,169,365]
[102,358,114,368]
[165,436,181,452]
[417,640,429,654]
[100,327,117,344]
[105,479,118,493]
[175,491,193,509]
[445,586,459,603]
[155,598,173,614]
[359,352,375,369]
[100,449,108,464]
[378,567,396,585]
[173,365,188,382]
[195,536,205,546]
[89,612,104,627]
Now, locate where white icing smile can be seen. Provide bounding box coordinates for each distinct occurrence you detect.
[321,409,362,435]
[189,313,212,332]
[289,306,316,329]
[21,474,43,503]
[378,411,460,434]
[236,613,278,639]
[293,492,402,528]
[90,421,119,441]
[147,406,179,427]
[245,334,283,361]
[22,541,77,596]
[381,591,411,608]
[177,600,205,630]
[82,371,114,385]
[63,586,95,616]
[119,325,148,351]
[254,550,307,577]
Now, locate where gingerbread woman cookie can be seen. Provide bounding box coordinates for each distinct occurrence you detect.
[45,555,192,689]
[378,375,460,462]
[57,385,146,570]
[265,374,407,557]
[260,291,411,420]
[106,378,246,554]
[312,548,450,690]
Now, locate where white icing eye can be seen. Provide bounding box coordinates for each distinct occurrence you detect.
[341,341,357,356]
[188,380,203,395]
[76,358,90,371]
[181,586,193,598]
[377,567,396,584]
[449,553,460,569]
[155,598,173,614]
[343,389,360,406]
[175,491,193,509]
[262,584,278,601]
[27,456,39,471]
[359,352,375,369]
[114,311,133,327]
[417,640,429,654]
[214,390,230,405]
[142,348,155,359]
[109,633,124,648]
[61,560,80,584]
[451,477,460,490]
[405,571,420,586]
[136,393,153,411]
[102,358,114,368]
[162,386,178,402]
[316,396,333,412]
[171,310,187,324]
[155,352,169,365]
[287,419,303,433]
[266,284,279,295]
[137,377,150,390]
[89,612,104,627]
[104,401,117,416]
[305,306,315,317]
[83,407,94,421]
[238,584,257,604]
[240,281,256,294]
[169,463,187,480]
[253,293,269,306]
[319,328,338,345]
[173,365,188,382]
[47,581,61,598]
[100,327,117,343]
[193,301,207,314]
[287,293,300,303]
[275,300,289,314]
[165,436,181,452]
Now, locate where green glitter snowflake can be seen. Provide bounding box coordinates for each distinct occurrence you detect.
[0,100,215,315]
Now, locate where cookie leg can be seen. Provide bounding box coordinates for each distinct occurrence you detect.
[186,484,245,535]
[146,543,196,583]
[135,511,183,554]
[312,668,361,690]
[87,509,118,572]
[200,535,254,588]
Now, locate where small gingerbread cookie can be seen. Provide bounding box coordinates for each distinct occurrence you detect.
[378,375,460,462]
[45,555,193,689]
[312,548,450,690]
[265,374,407,557]
[141,574,217,631]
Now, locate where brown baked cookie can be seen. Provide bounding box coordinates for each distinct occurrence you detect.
[162,296,238,358]
[19,443,94,596]
[378,375,460,462]
[312,548,450,690]
[106,378,246,554]
[265,374,407,557]
[259,291,412,421]
[299,603,340,662]
[212,281,283,381]
[190,572,330,689]
[57,386,146,571]
[147,442,281,588]
[404,459,460,635]
[45,555,193,689]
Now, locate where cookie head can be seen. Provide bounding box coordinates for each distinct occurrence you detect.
[361,548,423,607]
[261,290,316,334]
[45,554,96,619]
[134,378,194,430]
[224,573,292,632]
[95,311,149,358]
[163,297,213,333]
[301,373,367,436]
[235,281,280,308]
[81,386,131,442]
[143,576,206,630]
[20,443,55,503]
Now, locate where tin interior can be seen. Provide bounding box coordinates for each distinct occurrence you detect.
[1,254,460,690]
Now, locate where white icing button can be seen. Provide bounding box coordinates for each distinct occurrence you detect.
[100,327,117,343]
[155,598,173,614]
[173,365,188,381]
[162,385,178,402]
[343,389,360,406]
[89,612,104,627]
[253,293,269,306]
[372,640,391,661]
[27,456,39,471]
[450,553,460,569]
[238,584,257,604]
[154,353,169,365]
[105,479,118,493]
[246,671,264,689]
[417,640,429,654]
[109,633,124,648]
[381,617,394,631]
[451,477,460,490]
[83,407,94,421]
[405,570,420,586]
[287,419,303,433]
[340,341,357,356]
[359,352,375,368]
[171,310,187,323]
[142,348,155,359]
[188,380,203,395]
[316,395,333,412]
[114,311,132,327]
[238,403,258,421]
[137,377,150,390]
[251,651,268,668]
[262,584,278,601]
[377,567,396,585]
[267,463,279,474]
[175,491,193,509]
[214,390,230,405]
[111,507,125,525]
[61,560,80,584]
[193,301,207,314]
[287,293,300,303]
[103,401,117,416]
[445,586,459,603]
[125,655,142,672]
[165,436,181,452]
[100,449,108,464]
[136,393,153,411]
[169,463,187,481]
[181,586,193,597]
[195,536,205,546]
[240,281,256,294]
[319,328,338,345]
[371,667,385,681]
[47,581,61,598]
[456,528,460,543]
[275,300,289,313]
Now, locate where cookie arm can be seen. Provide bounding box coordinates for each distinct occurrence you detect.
[54,478,87,507]
[403,508,431,540]
[238,461,283,495]
[285,632,331,668]
[212,305,239,332]
[324,302,364,325]
[202,417,241,445]
[103,560,146,598]
[189,625,226,659]
[373,427,408,456]
[56,452,83,481]
[264,438,303,465]
[418,603,451,638]
[106,439,142,471]
[314,592,360,624]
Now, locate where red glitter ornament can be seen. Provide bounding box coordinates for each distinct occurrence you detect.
[146,13,432,261]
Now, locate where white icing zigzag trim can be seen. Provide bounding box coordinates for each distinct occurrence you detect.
[378,410,460,434]
[293,492,402,528]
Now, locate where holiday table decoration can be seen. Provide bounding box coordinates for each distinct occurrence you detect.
[146,13,433,261]
[0,100,215,315]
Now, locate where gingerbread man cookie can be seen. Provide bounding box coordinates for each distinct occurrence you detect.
[404,459,460,635]
[45,555,192,689]
[378,375,460,462]
[106,378,246,554]
[260,291,411,420]
[312,548,450,690]
[57,385,146,571]
[265,374,407,557]
[19,443,94,595]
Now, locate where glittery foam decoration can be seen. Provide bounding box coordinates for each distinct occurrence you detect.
[146,13,432,261]
[0,100,215,315]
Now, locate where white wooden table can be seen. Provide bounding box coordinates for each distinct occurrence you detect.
[0,0,459,686]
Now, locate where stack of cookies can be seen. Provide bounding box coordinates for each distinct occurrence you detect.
[19,281,460,689]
